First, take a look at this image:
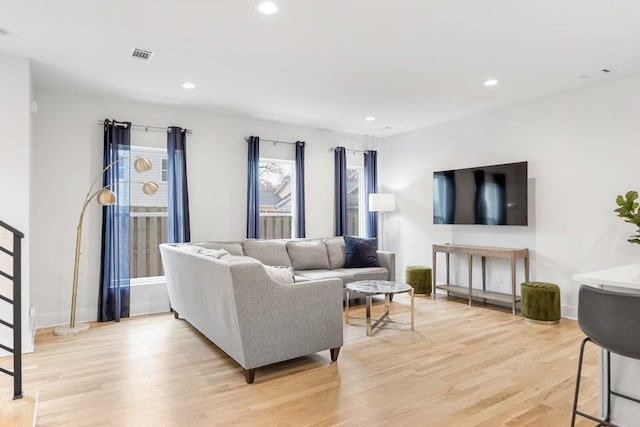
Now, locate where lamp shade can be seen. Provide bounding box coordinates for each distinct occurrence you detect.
[96,189,117,205]
[143,181,159,195]
[134,157,152,173]
[369,193,396,212]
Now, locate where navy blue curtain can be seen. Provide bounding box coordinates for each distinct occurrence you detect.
[334,147,348,236]
[167,126,191,243]
[247,136,260,238]
[364,150,378,238]
[99,119,131,322]
[295,141,306,238]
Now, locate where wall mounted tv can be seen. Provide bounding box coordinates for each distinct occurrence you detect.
[433,161,528,226]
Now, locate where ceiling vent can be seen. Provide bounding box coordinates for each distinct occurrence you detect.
[130,47,156,63]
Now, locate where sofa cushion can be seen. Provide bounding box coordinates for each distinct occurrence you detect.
[295,269,355,283]
[323,237,346,269]
[265,266,295,284]
[242,240,292,267]
[188,241,244,256]
[336,267,389,284]
[286,240,330,270]
[293,275,311,283]
[344,235,379,268]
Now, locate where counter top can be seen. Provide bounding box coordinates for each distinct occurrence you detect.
[572,263,640,290]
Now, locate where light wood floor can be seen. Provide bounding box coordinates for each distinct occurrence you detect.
[0,295,599,426]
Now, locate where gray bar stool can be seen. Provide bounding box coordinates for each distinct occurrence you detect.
[571,285,640,426]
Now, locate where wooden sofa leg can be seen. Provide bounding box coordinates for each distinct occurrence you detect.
[171,308,179,319]
[330,347,341,362]
[244,368,256,384]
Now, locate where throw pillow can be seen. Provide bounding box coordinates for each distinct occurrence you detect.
[344,235,379,268]
[195,248,229,259]
[286,240,330,270]
[323,237,346,269]
[188,241,244,256]
[243,240,292,267]
[219,254,260,264]
[265,265,295,284]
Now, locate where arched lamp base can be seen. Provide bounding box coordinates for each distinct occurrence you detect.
[53,323,90,336]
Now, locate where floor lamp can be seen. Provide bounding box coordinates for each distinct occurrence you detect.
[53,157,158,336]
[368,193,396,251]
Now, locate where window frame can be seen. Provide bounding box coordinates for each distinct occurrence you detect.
[258,157,297,239]
[347,165,366,237]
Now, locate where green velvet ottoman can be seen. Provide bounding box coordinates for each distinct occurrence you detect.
[520,282,561,324]
[405,266,432,296]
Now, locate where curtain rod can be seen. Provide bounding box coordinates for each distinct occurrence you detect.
[329,146,370,154]
[244,137,300,146]
[99,120,193,134]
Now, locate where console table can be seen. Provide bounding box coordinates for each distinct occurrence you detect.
[432,243,530,315]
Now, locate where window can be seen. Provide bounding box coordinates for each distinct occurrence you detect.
[347,166,365,236]
[259,159,295,239]
[161,158,168,182]
[130,146,168,281]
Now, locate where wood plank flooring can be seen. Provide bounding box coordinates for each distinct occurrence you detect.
[0,295,598,426]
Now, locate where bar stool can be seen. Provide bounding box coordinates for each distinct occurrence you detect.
[571,285,640,426]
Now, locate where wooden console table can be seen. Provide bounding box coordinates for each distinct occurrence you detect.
[432,243,530,315]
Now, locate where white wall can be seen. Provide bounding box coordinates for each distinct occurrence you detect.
[32,87,375,327]
[0,53,34,353]
[380,75,640,318]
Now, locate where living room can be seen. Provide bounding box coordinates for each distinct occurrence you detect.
[2,1,640,425]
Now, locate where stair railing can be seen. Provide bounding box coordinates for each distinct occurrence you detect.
[0,219,24,400]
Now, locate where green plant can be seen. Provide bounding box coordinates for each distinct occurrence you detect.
[614,191,640,244]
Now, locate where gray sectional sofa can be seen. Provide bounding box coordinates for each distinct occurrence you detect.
[190,237,396,289]
[159,237,395,383]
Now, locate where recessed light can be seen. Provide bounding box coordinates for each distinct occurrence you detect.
[484,79,499,86]
[181,82,196,89]
[365,116,376,121]
[257,1,278,14]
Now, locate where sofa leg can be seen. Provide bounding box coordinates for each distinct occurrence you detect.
[171,308,179,319]
[244,368,256,384]
[330,347,341,362]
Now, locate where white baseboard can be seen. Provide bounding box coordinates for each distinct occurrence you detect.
[35,282,170,328]
[561,304,577,320]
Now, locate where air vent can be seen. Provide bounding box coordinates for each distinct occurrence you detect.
[130,47,156,62]
[579,68,614,79]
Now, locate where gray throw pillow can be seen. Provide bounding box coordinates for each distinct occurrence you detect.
[242,240,292,267]
[188,241,244,256]
[265,265,295,284]
[286,240,330,270]
[344,235,379,268]
[194,248,229,259]
[323,237,346,269]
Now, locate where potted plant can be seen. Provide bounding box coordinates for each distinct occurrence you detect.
[614,191,640,244]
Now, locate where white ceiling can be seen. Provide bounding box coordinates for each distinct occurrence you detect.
[2,1,640,137]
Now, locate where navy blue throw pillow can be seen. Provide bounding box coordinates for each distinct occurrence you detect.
[344,235,379,268]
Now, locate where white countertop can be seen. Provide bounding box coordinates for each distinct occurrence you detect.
[572,263,640,290]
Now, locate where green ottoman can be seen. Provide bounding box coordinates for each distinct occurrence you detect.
[406,266,432,296]
[521,282,561,324]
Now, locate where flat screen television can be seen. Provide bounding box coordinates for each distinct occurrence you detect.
[433,161,528,225]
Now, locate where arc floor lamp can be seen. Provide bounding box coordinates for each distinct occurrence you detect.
[53,157,158,336]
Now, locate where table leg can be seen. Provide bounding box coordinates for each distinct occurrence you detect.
[411,288,415,330]
[468,254,473,307]
[385,293,390,320]
[511,254,517,315]
[345,290,350,324]
[366,295,372,336]
[432,249,437,300]
[481,256,487,304]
